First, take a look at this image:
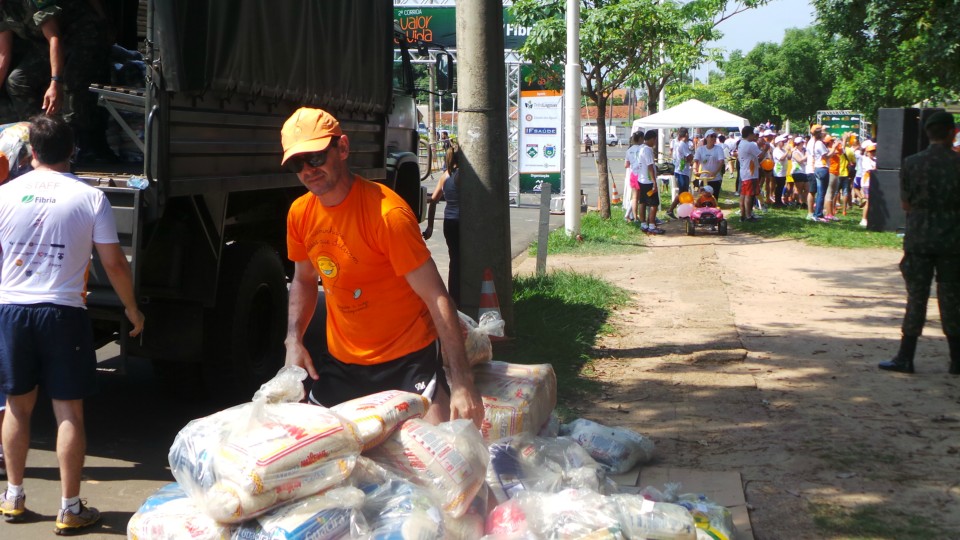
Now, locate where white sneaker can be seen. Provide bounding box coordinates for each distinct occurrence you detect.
[640,222,649,231]
[859,219,867,227]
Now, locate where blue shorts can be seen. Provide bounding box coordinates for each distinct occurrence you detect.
[0,303,98,399]
[675,173,691,193]
[308,339,450,407]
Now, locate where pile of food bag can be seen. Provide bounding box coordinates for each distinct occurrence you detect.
[128,363,737,540]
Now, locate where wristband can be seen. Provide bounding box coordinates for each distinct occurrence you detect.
[51,75,61,82]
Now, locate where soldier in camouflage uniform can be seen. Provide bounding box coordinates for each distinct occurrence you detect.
[0,0,113,161]
[879,111,960,375]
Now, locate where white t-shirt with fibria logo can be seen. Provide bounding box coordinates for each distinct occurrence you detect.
[0,169,118,308]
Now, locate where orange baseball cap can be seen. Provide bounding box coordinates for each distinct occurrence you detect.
[809,124,823,134]
[281,108,343,165]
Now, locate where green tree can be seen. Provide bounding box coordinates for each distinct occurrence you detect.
[512,0,670,219]
[813,0,960,115]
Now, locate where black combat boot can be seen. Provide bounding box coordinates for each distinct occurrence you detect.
[948,336,960,375]
[878,335,917,373]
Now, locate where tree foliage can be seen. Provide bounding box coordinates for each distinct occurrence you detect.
[813,0,960,111]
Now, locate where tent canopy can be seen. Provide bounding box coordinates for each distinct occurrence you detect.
[631,99,749,133]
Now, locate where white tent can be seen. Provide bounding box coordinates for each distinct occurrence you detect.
[631,99,749,134]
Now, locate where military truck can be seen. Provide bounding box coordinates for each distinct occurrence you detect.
[80,0,449,396]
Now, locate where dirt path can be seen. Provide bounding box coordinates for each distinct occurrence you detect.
[514,225,960,539]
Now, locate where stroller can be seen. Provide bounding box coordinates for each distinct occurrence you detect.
[681,187,728,236]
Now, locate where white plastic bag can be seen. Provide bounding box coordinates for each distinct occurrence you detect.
[560,418,655,474]
[366,419,489,518]
[612,494,697,540]
[513,488,624,539]
[168,366,362,523]
[357,478,445,540]
[331,390,430,451]
[676,494,736,540]
[458,311,506,367]
[230,486,364,540]
[126,483,231,540]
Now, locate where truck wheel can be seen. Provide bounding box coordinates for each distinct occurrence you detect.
[207,243,288,400]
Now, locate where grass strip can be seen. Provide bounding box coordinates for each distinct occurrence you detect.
[529,206,648,256]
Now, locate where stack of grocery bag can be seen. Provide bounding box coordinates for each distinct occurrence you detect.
[128,358,736,540]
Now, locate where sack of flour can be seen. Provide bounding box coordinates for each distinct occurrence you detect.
[366,419,488,518]
[168,366,363,523]
[127,483,231,540]
[473,362,557,442]
[331,390,430,451]
[486,433,608,504]
[560,418,655,474]
[230,486,364,540]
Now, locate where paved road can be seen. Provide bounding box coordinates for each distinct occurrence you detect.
[5,146,624,538]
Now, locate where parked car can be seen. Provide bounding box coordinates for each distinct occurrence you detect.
[606,133,619,146]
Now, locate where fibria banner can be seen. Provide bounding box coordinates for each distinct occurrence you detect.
[394,6,532,50]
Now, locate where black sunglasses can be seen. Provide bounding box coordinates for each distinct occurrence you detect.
[286,137,340,173]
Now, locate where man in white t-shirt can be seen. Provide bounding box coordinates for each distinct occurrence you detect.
[694,130,726,198]
[0,115,144,532]
[736,125,767,222]
[637,130,662,234]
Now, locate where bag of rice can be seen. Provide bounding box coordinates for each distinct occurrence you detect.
[366,419,488,518]
[127,483,231,540]
[560,418,655,474]
[473,362,557,442]
[331,390,430,451]
[231,486,364,540]
[168,366,363,523]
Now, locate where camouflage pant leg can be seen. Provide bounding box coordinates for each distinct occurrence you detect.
[61,16,111,131]
[900,254,935,336]
[934,255,960,337]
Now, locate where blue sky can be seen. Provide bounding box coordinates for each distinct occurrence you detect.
[695,0,816,79]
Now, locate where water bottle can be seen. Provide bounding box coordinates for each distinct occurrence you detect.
[128,176,149,190]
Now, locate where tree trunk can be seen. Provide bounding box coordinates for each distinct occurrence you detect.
[595,96,611,219]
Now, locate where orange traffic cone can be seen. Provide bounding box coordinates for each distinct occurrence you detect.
[610,178,622,205]
[478,268,502,320]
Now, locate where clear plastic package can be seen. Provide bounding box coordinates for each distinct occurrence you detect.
[676,494,736,540]
[513,488,624,540]
[231,486,364,540]
[331,390,430,451]
[458,311,506,367]
[126,483,231,540]
[486,433,608,504]
[366,419,489,518]
[560,418,655,474]
[612,494,697,540]
[474,362,557,442]
[168,366,362,523]
[357,478,445,540]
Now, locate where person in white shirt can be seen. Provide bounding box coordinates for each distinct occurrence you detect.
[791,137,810,210]
[667,128,693,218]
[810,126,831,221]
[694,130,726,198]
[637,130,662,234]
[859,141,877,227]
[736,125,767,222]
[623,132,642,222]
[0,115,144,530]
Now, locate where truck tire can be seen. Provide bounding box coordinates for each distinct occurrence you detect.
[207,243,288,400]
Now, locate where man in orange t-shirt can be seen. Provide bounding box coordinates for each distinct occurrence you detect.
[281,107,482,427]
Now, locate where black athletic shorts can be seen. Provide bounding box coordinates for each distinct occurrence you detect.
[638,184,660,206]
[0,303,98,399]
[308,339,450,407]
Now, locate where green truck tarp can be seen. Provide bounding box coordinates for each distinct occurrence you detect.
[154,0,393,115]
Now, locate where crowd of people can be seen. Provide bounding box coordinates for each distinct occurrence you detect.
[623,120,960,231]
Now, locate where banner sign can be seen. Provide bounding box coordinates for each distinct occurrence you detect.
[394,6,531,50]
[518,90,563,194]
[817,111,864,138]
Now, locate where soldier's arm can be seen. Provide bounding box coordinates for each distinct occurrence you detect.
[0,31,11,86]
[899,164,912,212]
[38,18,64,114]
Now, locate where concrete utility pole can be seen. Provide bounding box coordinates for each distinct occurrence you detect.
[564,0,581,235]
[456,0,514,331]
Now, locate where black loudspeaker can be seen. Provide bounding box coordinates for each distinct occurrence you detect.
[867,169,906,232]
[877,108,919,170]
[918,107,946,151]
